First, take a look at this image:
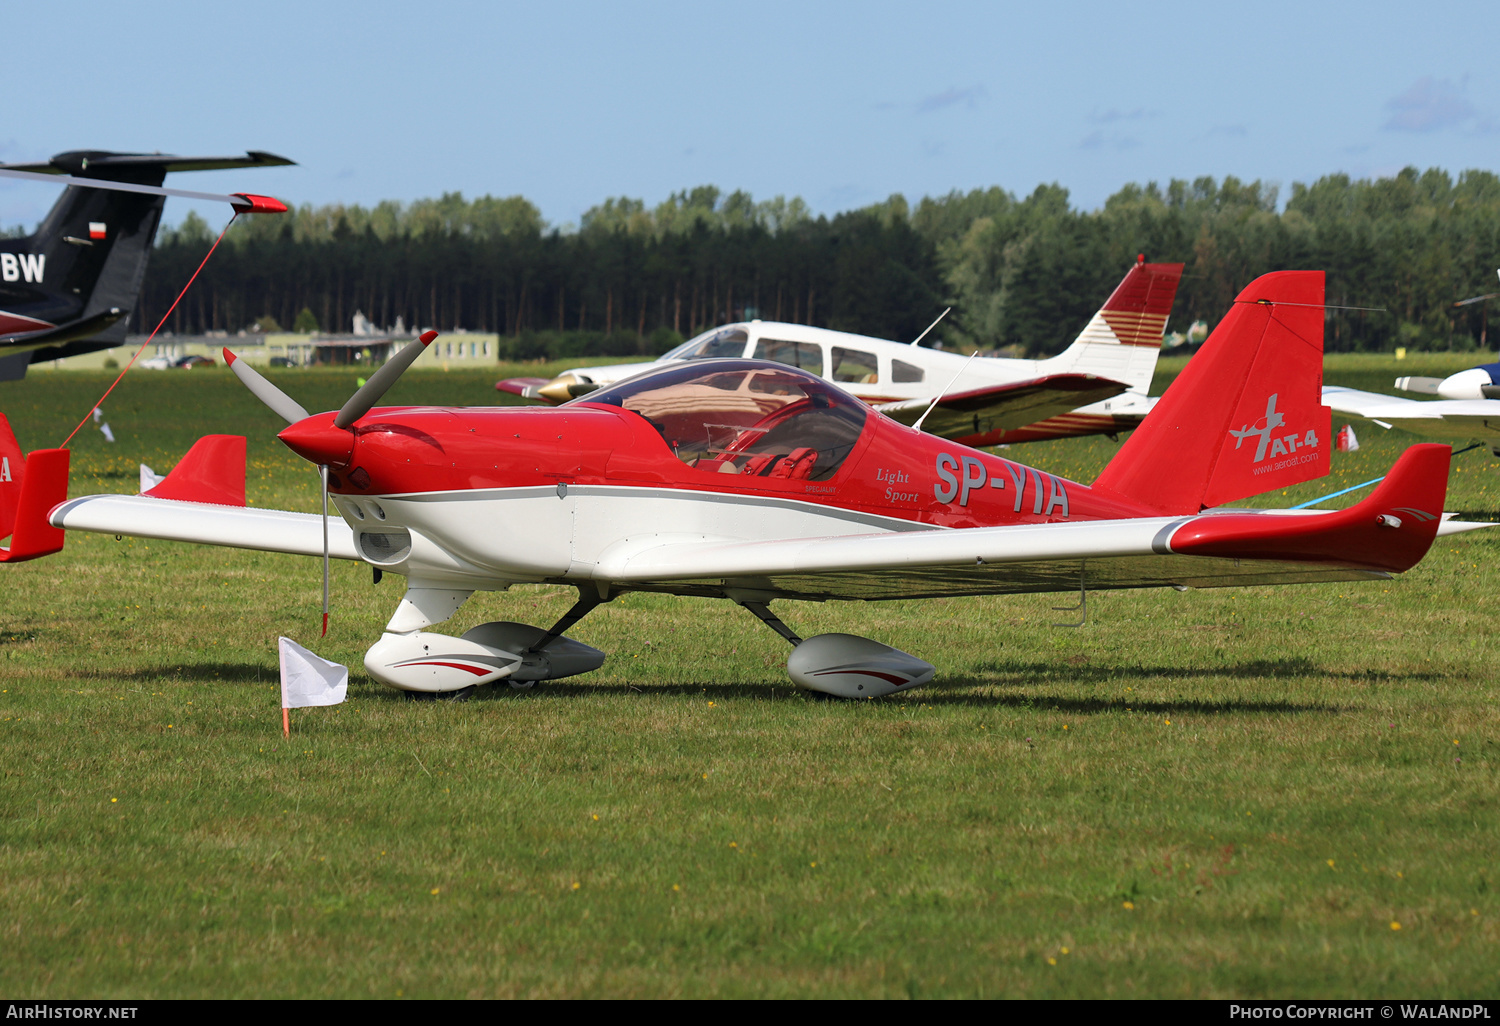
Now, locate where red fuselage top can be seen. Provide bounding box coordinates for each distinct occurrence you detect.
[278,360,1157,529]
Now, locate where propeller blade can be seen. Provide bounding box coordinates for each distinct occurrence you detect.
[333,330,438,430]
[223,348,310,424]
[321,464,330,638]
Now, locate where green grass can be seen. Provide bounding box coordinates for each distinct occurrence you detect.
[1,358,1497,998]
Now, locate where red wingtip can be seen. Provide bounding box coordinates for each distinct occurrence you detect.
[1169,443,1450,573]
[419,330,439,345]
[230,193,289,215]
[222,347,237,365]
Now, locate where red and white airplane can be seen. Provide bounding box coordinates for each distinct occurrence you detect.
[1,271,1486,698]
[500,257,1184,448]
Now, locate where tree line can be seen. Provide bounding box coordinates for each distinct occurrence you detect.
[138,167,1500,357]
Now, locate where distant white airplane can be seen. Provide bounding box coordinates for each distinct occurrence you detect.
[1323,370,1500,456]
[1321,269,1500,455]
[498,257,1183,448]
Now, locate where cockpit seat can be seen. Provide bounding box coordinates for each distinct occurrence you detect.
[767,447,818,479]
[741,453,780,476]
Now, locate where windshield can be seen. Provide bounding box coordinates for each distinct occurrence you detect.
[661,326,750,361]
[577,359,867,482]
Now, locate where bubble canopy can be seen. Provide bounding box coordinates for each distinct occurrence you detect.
[571,359,869,481]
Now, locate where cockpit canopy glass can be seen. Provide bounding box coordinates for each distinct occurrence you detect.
[576,359,868,482]
[661,326,749,361]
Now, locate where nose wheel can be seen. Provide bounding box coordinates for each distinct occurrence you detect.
[366,584,612,694]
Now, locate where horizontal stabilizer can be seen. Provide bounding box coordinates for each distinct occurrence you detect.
[0,150,295,178]
[143,435,246,506]
[1,309,127,350]
[876,373,1130,437]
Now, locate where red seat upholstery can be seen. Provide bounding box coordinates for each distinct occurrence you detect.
[769,447,818,479]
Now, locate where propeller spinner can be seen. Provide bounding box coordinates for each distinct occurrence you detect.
[224,330,439,634]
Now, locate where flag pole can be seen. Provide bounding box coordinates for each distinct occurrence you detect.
[283,706,290,737]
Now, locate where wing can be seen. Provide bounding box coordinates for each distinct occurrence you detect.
[591,516,1389,601]
[494,377,550,401]
[50,494,359,560]
[587,444,1483,602]
[1323,386,1500,446]
[875,374,1129,438]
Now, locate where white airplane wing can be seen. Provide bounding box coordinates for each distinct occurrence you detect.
[1323,386,1500,447]
[592,513,1395,601]
[875,373,1130,438]
[50,494,360,560]
[590,446,1489,602]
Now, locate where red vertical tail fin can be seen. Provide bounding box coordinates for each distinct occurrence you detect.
[1093,270,1331,514]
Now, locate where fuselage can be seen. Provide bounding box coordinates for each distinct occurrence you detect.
[283,360,1156,588]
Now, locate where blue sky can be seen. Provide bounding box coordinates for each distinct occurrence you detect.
[4,0,1498,231]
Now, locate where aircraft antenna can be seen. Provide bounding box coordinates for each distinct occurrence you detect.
[911,350,979,433]
[909,307,951,347]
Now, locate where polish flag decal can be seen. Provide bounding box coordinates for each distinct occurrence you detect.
[88,222,106,240]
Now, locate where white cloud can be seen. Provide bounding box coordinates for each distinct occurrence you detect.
[917,85,986,114]
[1383,77,1478,132]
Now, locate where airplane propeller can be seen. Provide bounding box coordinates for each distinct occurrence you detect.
[223,351,309,424]
[335,331,439,429]
[222,330,439,635]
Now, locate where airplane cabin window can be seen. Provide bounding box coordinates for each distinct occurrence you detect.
[831,347,879,383]
[663,326,749,360]
[577,359,867,482]
[892,359,925,383]
[753,338,823,373]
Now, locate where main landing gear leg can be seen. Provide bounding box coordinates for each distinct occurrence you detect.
[735,599,803,646]
[527,585,614,655]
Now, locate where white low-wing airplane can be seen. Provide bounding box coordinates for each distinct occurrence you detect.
[1322,359,1500,457]
[2,271,1487,699]
[499,257,1184,448]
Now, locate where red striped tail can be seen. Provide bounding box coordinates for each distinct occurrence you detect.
[1046,257,1184,393]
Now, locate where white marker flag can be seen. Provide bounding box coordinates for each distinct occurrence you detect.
[278,636,348,709]
[139,464,165,493]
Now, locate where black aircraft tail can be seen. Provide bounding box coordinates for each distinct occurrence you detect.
[0,150,293,381]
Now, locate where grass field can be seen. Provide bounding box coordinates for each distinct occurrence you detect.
[1,355,1497,998]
